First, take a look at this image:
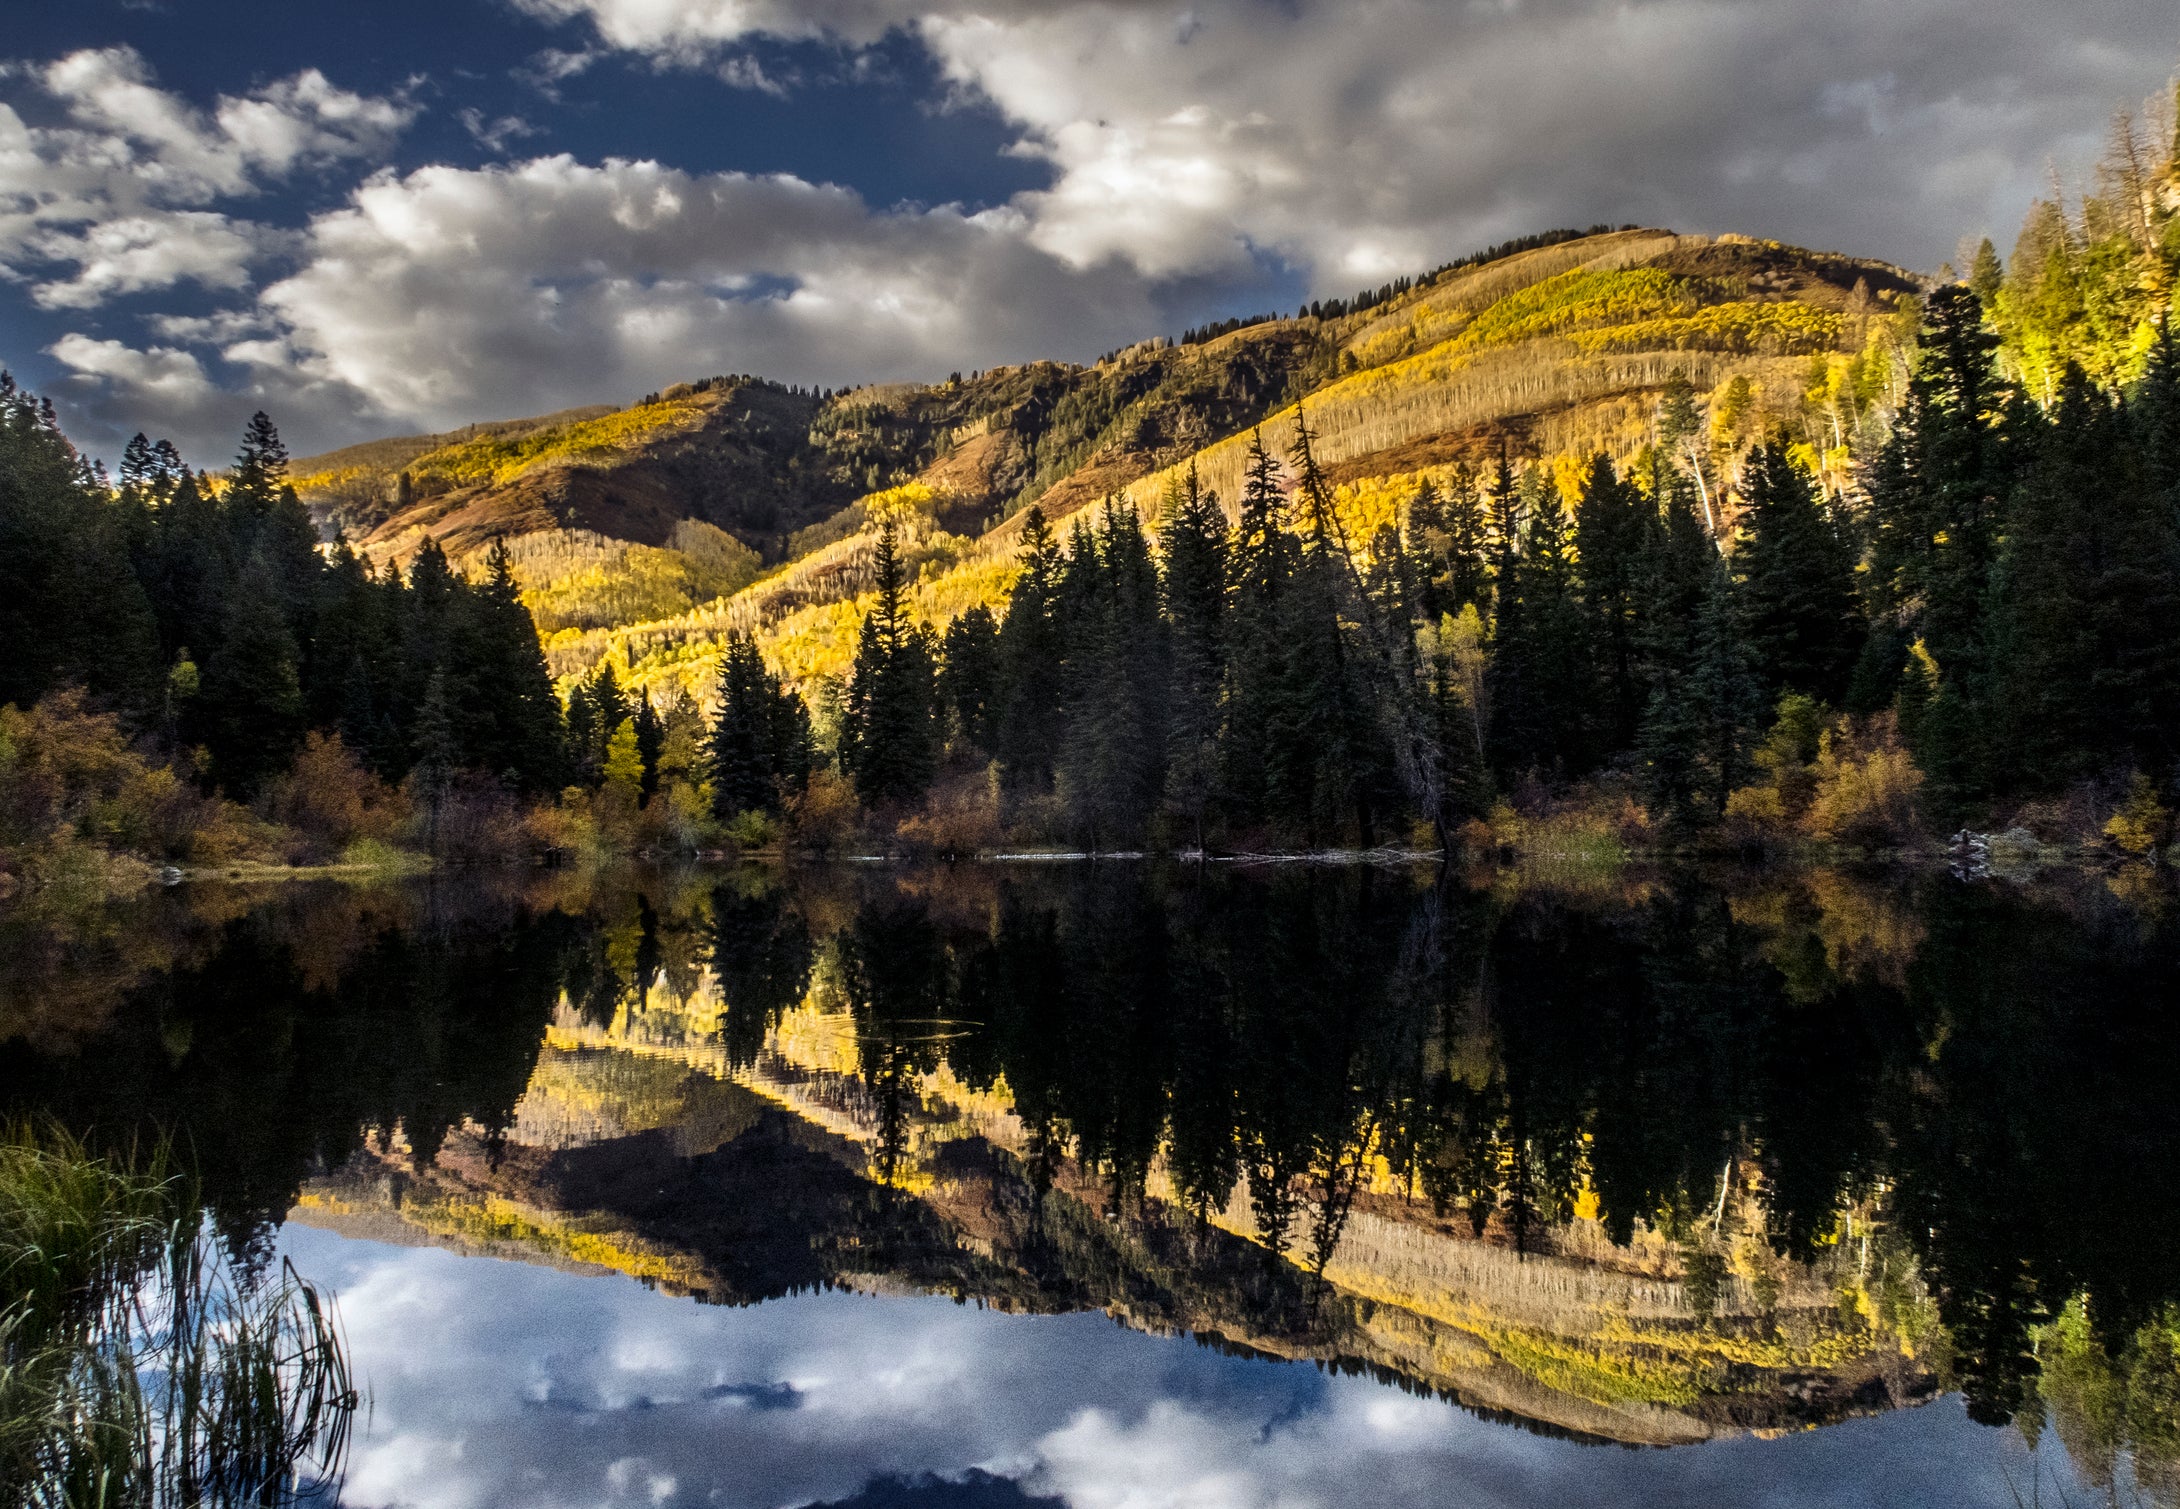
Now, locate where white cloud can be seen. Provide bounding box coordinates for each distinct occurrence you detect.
[517,0,2180,287]
[458,107,542,154]
[252,154,1155,419]
[0,46,414,305]
[29,210,258,309]
[50,153,1159,456]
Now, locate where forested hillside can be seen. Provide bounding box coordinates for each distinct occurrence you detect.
[4,73,2178,878]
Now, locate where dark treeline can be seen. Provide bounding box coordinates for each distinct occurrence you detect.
[0,383,817,852]
[795,289,2180,849]
[716,865,2180,1429]
[11,866,2177,1430]
[0,387,565,800]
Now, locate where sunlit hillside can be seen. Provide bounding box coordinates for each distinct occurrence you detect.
[486,229,1920,702]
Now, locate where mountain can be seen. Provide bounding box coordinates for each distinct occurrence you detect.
[291,227,1922,698]
[292,987,1936,1447]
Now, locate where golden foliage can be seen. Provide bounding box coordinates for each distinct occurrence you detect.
[408,393,713,490]
[1806,717,1926,849]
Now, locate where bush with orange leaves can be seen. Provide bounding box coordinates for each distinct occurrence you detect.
[259,732,412,863]
[0,690,270,892]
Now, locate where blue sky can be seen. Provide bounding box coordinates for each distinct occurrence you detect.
[3,0,2176,462]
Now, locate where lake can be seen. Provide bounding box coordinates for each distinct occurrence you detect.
[3,861,2174,1507]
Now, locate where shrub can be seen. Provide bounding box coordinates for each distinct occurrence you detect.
[1805,715,1926,849]
[786,770,860,854]
[0,692,272,885]
[2103,772,2171,858]
[723,808,780,851]
[260,732,411,863]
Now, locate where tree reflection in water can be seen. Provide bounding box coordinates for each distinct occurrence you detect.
[3,861,2177,1490]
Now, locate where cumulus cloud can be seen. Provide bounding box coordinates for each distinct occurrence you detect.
[524,0,2180,281]
[50,153,1160,455]
[0,46,414,307]
[279,1225,2062,1509]
[20,0,2180,461]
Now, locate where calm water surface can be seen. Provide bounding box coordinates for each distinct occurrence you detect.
[3,862,2174,1507]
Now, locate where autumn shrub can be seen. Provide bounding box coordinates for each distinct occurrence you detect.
[259,732,411,863]
[896,772,1003,858]
[1804,715,1926,849]
[723,808,781,852]
[2103,772,2172,859]
[1724,693,1827,845]
[786,770,861,854]
[0,692,271,888]
[405,773,531,863]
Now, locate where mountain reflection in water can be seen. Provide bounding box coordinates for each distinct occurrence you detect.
[3,862,2176,1507]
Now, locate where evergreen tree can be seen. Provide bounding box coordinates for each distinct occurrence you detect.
[632,694,664,799]
[1442,470,1493,616]
[1732,438,1865,704]
[1404,476,1451,622]
[1486,473,1595,778]
[842,516,938,807]
[995,506,1066,797]
[1159,464,1227,849]
[711,632,800,817]
[1056,501,1169,846]
[939,605,1001,755]
[1219,431,1299,830]
[455,541,566,790]
[411,668,461,849]
[197,554,306,795]
[1573,455,1648,750]
[1991,364,2180,785]
[223,411,321,639]
[1638,561,1761,830]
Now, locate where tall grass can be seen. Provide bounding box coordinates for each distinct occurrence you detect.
[0,1124,356,1507]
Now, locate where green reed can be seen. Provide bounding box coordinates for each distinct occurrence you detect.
[0,1123,357,1507]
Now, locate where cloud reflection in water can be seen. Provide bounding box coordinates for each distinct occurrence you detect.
[284,1226,2080,1509]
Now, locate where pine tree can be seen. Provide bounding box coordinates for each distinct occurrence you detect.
[633,694,664,799]
[1486,473,1595,778]
[1219,431,1297,828]
[198,553,306,796]
[411,668,461,850]
[842,515,938,807]
[459,540,566,791]
[1638,561,1761,830]
[939,605,1001,755]
[1055,501,1168,846]
[995,506,1066,797]
[1991,364,2180,786]
[1573,455,1648,751]
[1732,438,1865,704]
[1159,463,1227,849]
[711,632,793,817]
[223,411,321,640]
[1405,476,1450,622]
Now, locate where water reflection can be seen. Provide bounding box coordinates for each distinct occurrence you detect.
[4,862,2177,1502]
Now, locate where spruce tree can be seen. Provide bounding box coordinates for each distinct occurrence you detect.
[1159,463,1227,848]
[1219,431,1297,828]
[198,554,307,795]
[1055,501,1168,846]
[939,605,1001,755]
[1486,473,1595,778]
[1573,455,1648,751]
[995,506,1066,797]
[842,515,938,807]
[711,632,793,817]
[1732,438,1865,704]
[1992,364,2180,786]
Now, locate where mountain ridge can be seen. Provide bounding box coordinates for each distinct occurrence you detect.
[289,226,1926,700]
